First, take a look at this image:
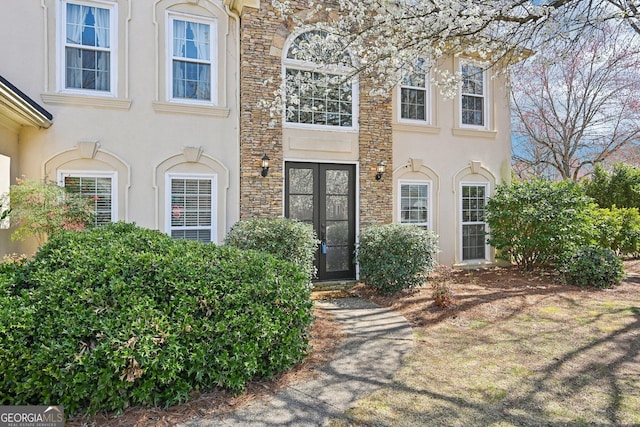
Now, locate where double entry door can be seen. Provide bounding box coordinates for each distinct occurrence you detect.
[285,162,356,281]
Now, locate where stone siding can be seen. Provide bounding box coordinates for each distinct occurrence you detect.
[239,4,285,219]
[358,71,393,226]
[239,2,393,224]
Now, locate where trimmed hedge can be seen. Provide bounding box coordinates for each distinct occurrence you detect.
[0,223,313,415]
[356,223,439,294]
[225,218,319,280]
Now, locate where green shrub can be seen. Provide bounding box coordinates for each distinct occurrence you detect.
[583,163,640,209]
[356,223,439,294]
[485,180,596,270]
[559,245,626,289]
[225,218,319,280]
[0,222,313,415]
[592,206,640,257]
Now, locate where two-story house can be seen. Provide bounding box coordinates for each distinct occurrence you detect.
[237,1,512,280]
[0,0,511,280]
[1,0,242,256]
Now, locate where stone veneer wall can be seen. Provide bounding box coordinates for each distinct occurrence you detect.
[358,71,393,226]
[239,4,284,219]
[239,2,393,224]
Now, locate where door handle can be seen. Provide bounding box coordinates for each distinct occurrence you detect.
[320,226,327,254]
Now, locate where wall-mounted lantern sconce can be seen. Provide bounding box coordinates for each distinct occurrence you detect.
[375,161,386,181]
[261,154,270,177]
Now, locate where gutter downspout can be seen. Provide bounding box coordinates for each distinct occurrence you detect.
[225,3,241,231]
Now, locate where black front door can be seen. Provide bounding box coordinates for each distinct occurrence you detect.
[285,162,356,281]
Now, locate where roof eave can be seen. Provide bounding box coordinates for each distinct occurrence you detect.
[0,75,53,130]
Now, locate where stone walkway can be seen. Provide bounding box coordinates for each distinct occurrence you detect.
[179,297,414,427]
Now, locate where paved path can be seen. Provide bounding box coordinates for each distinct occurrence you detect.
[180,297,414,427]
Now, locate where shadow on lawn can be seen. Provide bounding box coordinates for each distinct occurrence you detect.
[331,308,640,426]
[347,267,640,426]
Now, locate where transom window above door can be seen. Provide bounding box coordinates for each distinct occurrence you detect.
[283,30,357,129]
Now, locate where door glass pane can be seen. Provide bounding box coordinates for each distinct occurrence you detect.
[326,195,348,221]
[289,195,313,222]
[289,168,314,194]
[325,170,349,194]
[326,246,350,272]
[326,221,349,245]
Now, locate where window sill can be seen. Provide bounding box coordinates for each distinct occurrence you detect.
[283,122,358,133]
[153,101,230,117]
[41,93,131,110]
[392,122,441,134]
[452,127,498,139]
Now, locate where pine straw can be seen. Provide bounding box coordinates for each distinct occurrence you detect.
[67,304,344,427]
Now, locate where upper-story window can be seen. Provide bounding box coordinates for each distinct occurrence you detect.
[168,13,217,104]
[62,0,116,94]
[284,30,356,128]
[400,60,430,123]
[460,62,487,128]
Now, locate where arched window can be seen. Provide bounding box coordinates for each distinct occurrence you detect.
[283,30,357,128]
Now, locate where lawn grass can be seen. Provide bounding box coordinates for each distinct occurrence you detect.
[329,269,640,426]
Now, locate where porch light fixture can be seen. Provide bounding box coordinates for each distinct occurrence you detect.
[261,154,270,177]
[375,161,386,180]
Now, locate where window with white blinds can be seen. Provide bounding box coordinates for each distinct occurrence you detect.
[399,180,431,229]
[167,174,216,243]
[60,172,116,226]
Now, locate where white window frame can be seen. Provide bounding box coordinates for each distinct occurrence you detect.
[398,64,431,125]
[460,182,489,262]
[57,0,118,96]
[57,170,118,225]
[165,172,217,243]
[459,61,488,129]
[166,11,218,106]
[282,30,359,131]
[398,180,432,230]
